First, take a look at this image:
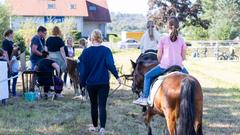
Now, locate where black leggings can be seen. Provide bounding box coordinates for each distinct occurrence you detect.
[87,84,109,128]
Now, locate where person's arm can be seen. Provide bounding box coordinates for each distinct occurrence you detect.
[32,44,42,56]
[140,35,145,53]
[157,47,163,63]
[106,50,120,79]
[79,52,87,87]
[52,62,60,76]
[157,38,164,63]
[60,47,67,63]
[45,46,48,52]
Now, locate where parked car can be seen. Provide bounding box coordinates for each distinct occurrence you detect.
[118,39,140,49]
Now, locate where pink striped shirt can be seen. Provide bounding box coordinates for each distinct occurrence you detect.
[158,35,187,69]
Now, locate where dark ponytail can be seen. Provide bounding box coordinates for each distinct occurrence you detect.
[168,17,179,42]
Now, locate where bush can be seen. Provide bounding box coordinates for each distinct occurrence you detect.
[109,35,121,43]
[70,30,82,43]
[14,33,26,53]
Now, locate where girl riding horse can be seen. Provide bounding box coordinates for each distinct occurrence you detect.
[132,17,203,135]
[134,17,189,106]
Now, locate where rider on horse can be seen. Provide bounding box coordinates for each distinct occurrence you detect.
[140,20,161,54]
[134,16,189,106]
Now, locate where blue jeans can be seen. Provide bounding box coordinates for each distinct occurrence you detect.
[11,72,18,96]
[142,65,189,98]
[31,61,37,70]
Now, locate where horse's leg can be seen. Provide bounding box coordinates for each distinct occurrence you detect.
[144,107,155,135]
[74,81,79,96]
[165,110,177,135]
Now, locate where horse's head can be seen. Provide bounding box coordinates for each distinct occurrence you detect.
[131,59,158,96]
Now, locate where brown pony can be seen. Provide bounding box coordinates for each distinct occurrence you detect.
[66,57,86,99]
[131,61,203,135]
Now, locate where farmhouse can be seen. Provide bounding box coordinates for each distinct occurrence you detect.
[8,0,111,37]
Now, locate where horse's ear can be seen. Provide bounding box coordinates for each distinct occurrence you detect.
[130,59,136,69]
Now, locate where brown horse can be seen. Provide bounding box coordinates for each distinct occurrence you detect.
[66,57,86,99]
[131,61,203,135]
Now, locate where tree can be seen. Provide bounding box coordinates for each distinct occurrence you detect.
[207,0,240,40]
[0,4,10,45]
[147,0,209,29]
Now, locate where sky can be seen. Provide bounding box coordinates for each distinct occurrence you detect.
[107,0,149,14]
[0,0,149,14]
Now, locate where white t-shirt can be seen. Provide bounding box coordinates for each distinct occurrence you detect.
[140,29,161,53]
[11,56,19,73]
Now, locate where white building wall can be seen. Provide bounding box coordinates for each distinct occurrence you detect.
[82,21,107,38]
[11,16,84,33]
[11,16,45,30]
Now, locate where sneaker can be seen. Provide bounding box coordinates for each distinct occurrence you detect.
[133,97,148,106]
[88,126,99,133]
[98,128,105,135]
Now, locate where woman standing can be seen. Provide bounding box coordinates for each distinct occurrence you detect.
[2,29,14,62]
[46,26,67,74]
[79,30,122,135]
[2,29,14,94]
[133,17,189,106]
[64,37,75,85]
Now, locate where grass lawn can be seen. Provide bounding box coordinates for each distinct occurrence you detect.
[0,49,240,135]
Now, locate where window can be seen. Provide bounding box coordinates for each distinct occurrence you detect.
[48,3,56,9]
[70,4,77,9]
[89,5,97,11]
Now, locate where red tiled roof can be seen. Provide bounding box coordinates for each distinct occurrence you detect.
[8,0,88,17]
[84,0,111,22]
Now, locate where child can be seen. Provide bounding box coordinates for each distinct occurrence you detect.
[10,45,20,97]
[133,16,189,106]
[64,37,75,85]
[79,38,87,49]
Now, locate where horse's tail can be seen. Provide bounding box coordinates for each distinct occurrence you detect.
[177,77,196,135]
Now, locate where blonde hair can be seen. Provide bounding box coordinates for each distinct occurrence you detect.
[90,29,103,43]
[52,26,61,36]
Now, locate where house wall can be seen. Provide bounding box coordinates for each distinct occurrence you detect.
[82,21,107,38]
[11,16,45,30]
[11,16,84,33]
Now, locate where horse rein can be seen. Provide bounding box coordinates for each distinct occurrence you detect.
[108,83,133,97]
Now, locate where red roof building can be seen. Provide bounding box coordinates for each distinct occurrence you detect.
[8,0,111,37]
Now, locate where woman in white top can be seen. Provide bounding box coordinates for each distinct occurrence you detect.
[140,21,161,53]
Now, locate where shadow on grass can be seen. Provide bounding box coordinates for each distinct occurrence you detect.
[202,87,240,135]
[0,86,239,135]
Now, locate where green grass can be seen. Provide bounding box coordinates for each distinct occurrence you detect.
[1,49,240,135]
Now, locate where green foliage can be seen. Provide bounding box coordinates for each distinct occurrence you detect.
[14,33,26,52]
[107,12,147,34]
[207,0,240,40]
[109,35,121,43]
[17,22,37,47]
[0,4,10,45]
[183,26,209,40]
[70,30,82,43]
[183,0,240,40]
